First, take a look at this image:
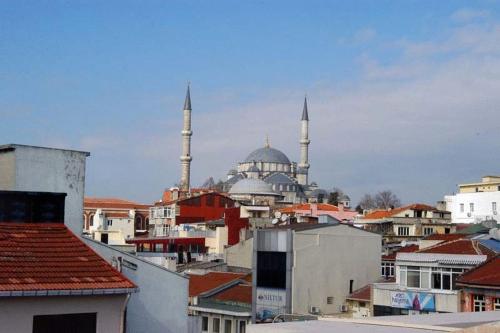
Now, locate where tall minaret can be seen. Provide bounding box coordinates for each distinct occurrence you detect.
[297,96,310,185]
[180,84,192,192]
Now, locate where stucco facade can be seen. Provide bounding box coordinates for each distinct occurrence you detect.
[0,295,127,333]
[0,144,89,235]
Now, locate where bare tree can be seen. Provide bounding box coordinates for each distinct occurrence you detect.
[374,190,401,209]
[358,194,377,211]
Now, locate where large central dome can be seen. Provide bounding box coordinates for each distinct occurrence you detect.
[244,146,291,164]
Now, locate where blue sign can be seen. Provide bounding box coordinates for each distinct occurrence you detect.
[391,292,435,311]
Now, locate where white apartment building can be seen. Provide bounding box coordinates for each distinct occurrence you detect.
[89,208,135,245]
[444,176,500,224]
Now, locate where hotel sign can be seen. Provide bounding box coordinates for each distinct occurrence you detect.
[391,291,435,311]
[255,288,286,322]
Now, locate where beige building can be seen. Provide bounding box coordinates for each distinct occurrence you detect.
[458,176,500,193]
[253,223,381,322]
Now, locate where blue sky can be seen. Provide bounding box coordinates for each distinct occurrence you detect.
[2,1,500,205]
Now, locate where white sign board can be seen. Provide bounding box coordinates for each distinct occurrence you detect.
[255,288,286,322]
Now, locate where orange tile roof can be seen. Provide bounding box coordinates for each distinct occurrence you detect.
[213,283,252,304]
[423,234,465,241]
[457,255,500,287]
[363,204,436,220]
[0,223,136,293]
[418,239,495,257]
[84,197,150,209]
[279,203,340,213]
[189,272,249,297]
[347,284,371,301]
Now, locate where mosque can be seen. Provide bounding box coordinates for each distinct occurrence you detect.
[177,85,329,205]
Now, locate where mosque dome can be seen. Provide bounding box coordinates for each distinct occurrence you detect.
[229,178,280,196]
[244,146,291,164]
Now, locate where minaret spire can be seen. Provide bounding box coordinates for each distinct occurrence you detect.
[302,96,309,121]
[180,83,193,192]
[297,95,310,186]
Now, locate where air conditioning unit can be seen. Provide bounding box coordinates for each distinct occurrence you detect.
[493,211,497,215]
[340,304,348,312]
[309,306,320,315]
[467,213,472,217]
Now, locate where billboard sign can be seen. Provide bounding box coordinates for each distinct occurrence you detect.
[255,288,287,322]
[391,291,435,311]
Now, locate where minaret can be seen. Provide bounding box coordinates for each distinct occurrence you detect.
[297,96,310,185]
[180,84,192,192]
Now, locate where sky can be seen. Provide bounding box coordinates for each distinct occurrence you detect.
[2,1,500,205]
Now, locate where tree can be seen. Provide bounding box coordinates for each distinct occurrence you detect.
[358,194,377,212]
[327,187,345,206]
[374,190,401,209]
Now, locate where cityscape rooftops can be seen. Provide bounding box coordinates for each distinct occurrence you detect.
[362,204,442,220]
[0,222,137,295]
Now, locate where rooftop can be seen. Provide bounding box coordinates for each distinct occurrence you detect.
[189,272,250,297]
[423,234,465,241]
[0,223,136,294]
[417,239,495,257]
[279,203,340,214]
[84,197,150,209]
[363,204,438,220]
[456,255,500,288]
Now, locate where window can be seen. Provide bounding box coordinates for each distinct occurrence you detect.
[213,318,220,333]
[494,298,500,311]
[406,266,420,288]
[470,203,474,212]
[107,219,113,226]
[239,321,246,333]
[474,295,485,312]
[398,227,409,236]
[493,202,497,213]
[327,296,334,305]
[33,313,96,333]
[431,267,464,290]
[201,317,208,332]
[381,262,395,277]
[257,251,286,289]
[224,319,232,333]
[424,227,434,236]
[460,203,464,213]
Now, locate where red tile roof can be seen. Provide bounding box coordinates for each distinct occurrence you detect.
[213,283,252,304]
[347,284,371,301]
[279,203,340,213]
[363,204,436,220]
[456,255,500,287]
[0,223,136,293]
[382,245,419,261]
[84,197,150,209]
[189,272,249,297]
[423,234,464,241]
[418,239,495,257]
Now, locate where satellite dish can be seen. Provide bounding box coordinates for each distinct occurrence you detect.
[274,211,282,219]
[401,240,407,247]
[281,214,288,222]
[272,218,279,225]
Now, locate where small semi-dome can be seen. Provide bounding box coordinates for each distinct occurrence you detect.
[227,169,237,176]
[244,146,291,164]
[229,178,279,196]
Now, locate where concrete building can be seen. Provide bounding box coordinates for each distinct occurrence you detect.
[372,239,495,315]
[84,197,150,234]
[0,191,137,333]
[355,204,454,243]
[252,223,381,322]
[0,144,89,235]
[444,176,500,224]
